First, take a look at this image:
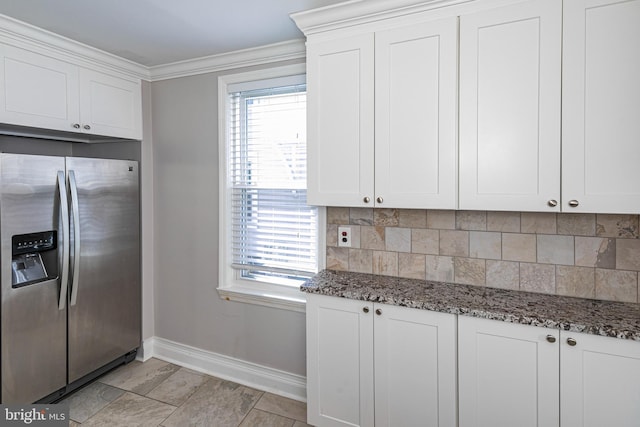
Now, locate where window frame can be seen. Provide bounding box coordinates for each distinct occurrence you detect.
[217,63,325,312]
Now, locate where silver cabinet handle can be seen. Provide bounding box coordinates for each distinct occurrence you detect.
[83,125,91,130]
[375,308,382,316]
[376,196,383,204]
[548,200,558,207]
[362,307,369,314]
[567,337,577,346]
[57,171,70,310]
[363,196,371,203]
[72,123,80,129]
[546,335,556,343]
[69,170,81,307]
[568,200,579,207]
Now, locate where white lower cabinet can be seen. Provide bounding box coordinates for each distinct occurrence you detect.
[306,294,456,427]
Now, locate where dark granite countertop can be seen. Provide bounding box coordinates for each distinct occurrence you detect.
[301,269,640,341]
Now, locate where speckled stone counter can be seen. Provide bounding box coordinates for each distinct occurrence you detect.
[301,269,640,340]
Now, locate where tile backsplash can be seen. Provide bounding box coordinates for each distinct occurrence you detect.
[326,208,640,304]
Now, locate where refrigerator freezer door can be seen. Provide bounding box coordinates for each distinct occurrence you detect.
[66,157,140,383]
[1,153,67,403]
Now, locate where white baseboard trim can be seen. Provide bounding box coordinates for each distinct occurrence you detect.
[140,336,307,402]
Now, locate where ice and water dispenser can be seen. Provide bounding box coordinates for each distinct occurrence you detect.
[11,231,58,288]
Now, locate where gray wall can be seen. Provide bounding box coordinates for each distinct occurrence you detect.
[151,62,306,376]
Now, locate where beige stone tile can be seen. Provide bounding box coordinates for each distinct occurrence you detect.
[399,209,427,228]
[385,227,411,252]
[70,421,80,427]
[64,381,124,423]
[374,208,399,226]
[456,211,487,231]
[326,224,338,247]
[596,214,639,238]
[537,235,574,265]
[239,409,295,427]
[469,231,501,260]
[427,210,456,230]
[521,212,557,234]
[454,258,485,286]
[398,253,426,280]
[439,230,469,257]
[350,207,373,225]
[327,207,349,224]
[557,213,596,236]
[373,251,398,277]
[161,377,262,427]
[616,239,640,271]
[486,260,519,290]
[520,263,555,294]
[575,237,616,269]
[556,266,595,299]
[146,368,208,407]
[361,226,385,250]
[326,247,348,271]
[99,359,180,395]
[254,393,306,423]
[425,255,454,282]
[82,392,175,427]
[502,233,536,262]
[294,422,313,427]
[412,229,439,255]
[595,269,638,303]
[349,249,373,274]
[487,211,521,232]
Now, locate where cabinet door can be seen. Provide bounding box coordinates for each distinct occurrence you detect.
[79,68,142,140]
[0,44,80,133]
[562,0,640,213]
[375,17,457,209]
[560,331,640,427]
[459,0,562,211]
[374,304,457,427]
[458,316,559,427]
[306,294,374,427]
[306,35,374,207]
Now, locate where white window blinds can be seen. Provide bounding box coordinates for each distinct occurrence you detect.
[228,81,318,287]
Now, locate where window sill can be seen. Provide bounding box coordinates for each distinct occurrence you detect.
[217,283,307,313]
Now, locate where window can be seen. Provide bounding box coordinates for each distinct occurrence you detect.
[218,64,323,311]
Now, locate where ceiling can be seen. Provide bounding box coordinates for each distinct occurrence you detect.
[0,0,347,67]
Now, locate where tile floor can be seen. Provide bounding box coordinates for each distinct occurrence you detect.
[59,358,310,427]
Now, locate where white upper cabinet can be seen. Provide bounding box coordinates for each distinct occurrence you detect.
[305,17,457,209]
[459,0,562,212]
[562,0,640,214]
[0,44,142,140]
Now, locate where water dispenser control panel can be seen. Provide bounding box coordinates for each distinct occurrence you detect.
[11,231,58,288]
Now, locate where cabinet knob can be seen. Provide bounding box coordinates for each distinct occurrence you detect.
[568,200,579,208]
[83,124,91,130]
[546,335,556,343]
[375,308,382,316]
[547,199,558,207]
[566,337,577,346]
[363,196,371,204]
[376,196,383,204]
[362,307,369,314]
[72,123,80,129]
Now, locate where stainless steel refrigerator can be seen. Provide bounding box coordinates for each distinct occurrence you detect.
[0,153,140,404]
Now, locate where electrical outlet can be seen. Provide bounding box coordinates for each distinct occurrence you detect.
[338,226,351,247]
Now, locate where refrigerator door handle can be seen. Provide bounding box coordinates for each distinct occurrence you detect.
[69,170,81,307]
[57,171,70,311]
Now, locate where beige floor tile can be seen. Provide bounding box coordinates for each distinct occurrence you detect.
[99,358,180,395]
[69,421,81,427]
[254,393,307,423]
[63,381,125,423]
[145,367,208,406]
[81,392,176,427]
[161,377,262,427]
[239,409,294,427]
[293,421,312,427]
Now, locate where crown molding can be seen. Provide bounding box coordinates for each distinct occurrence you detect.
[148,39,306,82]
[0,14,150,81]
